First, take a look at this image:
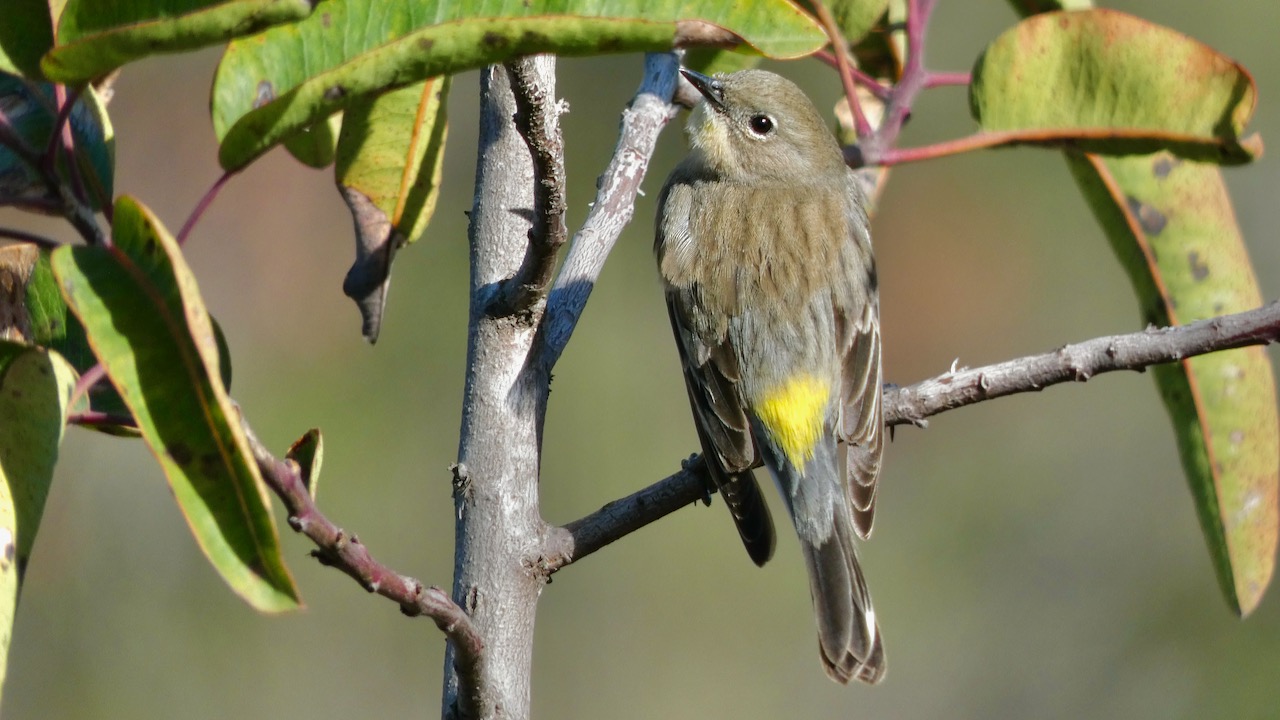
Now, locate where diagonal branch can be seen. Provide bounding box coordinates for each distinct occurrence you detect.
[542,301,1280,572]
[502,55,567,315]
[239,420,485,714]
[885,300,1280,427]
[539,52,681,369]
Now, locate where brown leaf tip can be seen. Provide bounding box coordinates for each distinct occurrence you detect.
[674,20,742,51]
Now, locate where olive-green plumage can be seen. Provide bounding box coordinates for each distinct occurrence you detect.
[656,68,886,684]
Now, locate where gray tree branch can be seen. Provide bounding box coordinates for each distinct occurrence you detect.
[542,302,1280,572]
[445,60,557,720]
[539,52,681,369]
[502,55,568,314]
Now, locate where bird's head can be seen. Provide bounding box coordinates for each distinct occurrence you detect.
[681,68,846,183]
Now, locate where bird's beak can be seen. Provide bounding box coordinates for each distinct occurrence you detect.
[679,68,726,111]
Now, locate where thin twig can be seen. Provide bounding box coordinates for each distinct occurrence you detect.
[62,198,104,246]
[810,0,871,138]
[543,301,1280,570]
[48,85,89,207]
[238,418,486,705]
[0,196,61,215]
[67,410,136,428]
[885,301,1280,426]
[923,71,971,88]
[0,85,103,245]
[70,363,107,409]
[812,50,891,100]
[861,125,1230,167]
[849,130,1013,167]
[539,52,681,370]
[177,171,236,246]
[542,458,708,574]
[502,55,567,315]
[857,0,938,164]
[0,227,59,249]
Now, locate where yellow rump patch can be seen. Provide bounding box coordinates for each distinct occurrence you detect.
[756,374,830,469]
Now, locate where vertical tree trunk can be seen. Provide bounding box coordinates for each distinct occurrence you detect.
[442,61,555,720]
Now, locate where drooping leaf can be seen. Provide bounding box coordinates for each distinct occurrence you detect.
[1008,0,1278,617]
[0,343,77,695]
[42,0,314,83]
[1067,152,1278,615]
[0,74,115,211]
[335,76,449,342]
[970,9,1260,164]
[212,0,827,170]
[51,195,300,613]
[0,0,55,80]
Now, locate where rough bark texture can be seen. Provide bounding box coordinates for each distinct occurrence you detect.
[443,60,557,720]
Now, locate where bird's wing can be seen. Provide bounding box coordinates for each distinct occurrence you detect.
[665,293,756,472]
[658,177,775,565]
[665,293,776,566]
[835,196,884,540]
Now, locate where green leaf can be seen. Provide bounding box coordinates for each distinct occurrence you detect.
[18,245,231,434]
[682,48,760,78]
[283,113,343,169]
[211,0,826,170]
[334,76,449,342]
[970,9,1260,164]
[0,74,115,211]
[1066,151,1278,616]
[0,0,55,80]
[51,195,300,613]
[42,0,315,84]
[1009,0,1277,618]
[0,343,75,571]
[0,343,77,695]
[21,247,134,422]
[286,429,322,501]
[797,0,889,46]
[0,243,130,427]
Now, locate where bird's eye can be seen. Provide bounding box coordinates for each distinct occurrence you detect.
[748,114,775,136]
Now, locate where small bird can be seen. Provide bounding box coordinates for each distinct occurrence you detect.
[655,68,886,684]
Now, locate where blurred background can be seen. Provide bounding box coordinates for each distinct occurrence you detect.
[4,2,1280,718]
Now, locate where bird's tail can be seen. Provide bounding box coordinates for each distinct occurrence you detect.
[757,423,885,684]
[799,505,885,684]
